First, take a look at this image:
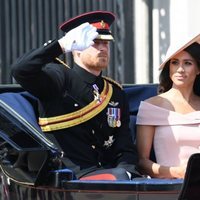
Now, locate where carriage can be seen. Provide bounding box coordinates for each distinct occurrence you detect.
[0,83,198,200]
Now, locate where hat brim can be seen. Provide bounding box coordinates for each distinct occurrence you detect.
[95,29,114,41]
[59,11,115,32]
[95,34,114,41]
[159,33,200,70]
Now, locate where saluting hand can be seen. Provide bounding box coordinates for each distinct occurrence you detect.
[58,22,98,53]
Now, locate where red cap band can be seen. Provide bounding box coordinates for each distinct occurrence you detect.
[91,20,109,30]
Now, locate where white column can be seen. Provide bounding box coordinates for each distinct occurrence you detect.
[133,0,150,83]
[152,1,160,83]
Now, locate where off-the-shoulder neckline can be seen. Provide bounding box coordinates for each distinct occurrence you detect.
[141,101,200,116]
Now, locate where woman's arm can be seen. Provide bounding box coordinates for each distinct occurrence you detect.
[136,124,186,178]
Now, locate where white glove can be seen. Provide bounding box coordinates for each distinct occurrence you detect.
[58,22,98,53]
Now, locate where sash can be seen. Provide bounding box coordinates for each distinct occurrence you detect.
[39,80,113,132]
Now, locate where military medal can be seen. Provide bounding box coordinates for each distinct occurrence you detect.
[116,120,121,127]
[93,84,102,103]
[107,107,121,127]
[103,135,115,149]
[116,108,121,127]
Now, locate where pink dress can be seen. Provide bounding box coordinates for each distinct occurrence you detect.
[136,101,200,166]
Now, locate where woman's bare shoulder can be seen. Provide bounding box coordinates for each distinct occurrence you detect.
[144,94,165,106]
[144,91,175,110]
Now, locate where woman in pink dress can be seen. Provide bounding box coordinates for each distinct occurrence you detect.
[136,33,200,179]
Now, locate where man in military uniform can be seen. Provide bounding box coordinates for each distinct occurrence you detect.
[11,11,139,180]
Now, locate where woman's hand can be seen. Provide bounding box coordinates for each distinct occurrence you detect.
[170,164,187,178]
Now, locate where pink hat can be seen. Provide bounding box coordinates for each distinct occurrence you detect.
[159,32,200,69]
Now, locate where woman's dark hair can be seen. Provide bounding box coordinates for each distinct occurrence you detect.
[158,42,200,96]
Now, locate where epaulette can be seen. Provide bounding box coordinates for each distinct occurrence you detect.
[55,57,71,69]
[103,76,123,90]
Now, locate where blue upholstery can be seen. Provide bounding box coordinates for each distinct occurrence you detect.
[0,92,58,150]
[0,92,40,131]
[124,84,158,161]
[124,84,158,141]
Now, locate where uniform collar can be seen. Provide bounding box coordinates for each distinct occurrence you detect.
[73,64,102,84]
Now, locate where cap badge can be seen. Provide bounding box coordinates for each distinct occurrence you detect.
[100,20,106,28]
